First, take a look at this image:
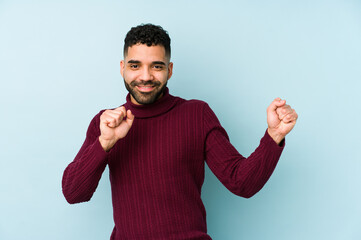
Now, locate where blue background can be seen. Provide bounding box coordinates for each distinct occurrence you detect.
[1,0,360,239]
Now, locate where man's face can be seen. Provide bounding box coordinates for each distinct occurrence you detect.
[120,44,173,105]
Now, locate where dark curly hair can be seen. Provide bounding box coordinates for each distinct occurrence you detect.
[123,23,171,59]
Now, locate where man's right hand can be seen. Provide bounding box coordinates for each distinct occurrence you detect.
[99,106,135,152]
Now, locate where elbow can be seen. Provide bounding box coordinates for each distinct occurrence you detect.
[232,188,259,199]
[62,187,78,204]
[62,188,91,204]
[65,197,90,205]
[227,182,262,199]
[62,176,91,204]
[240,190,258,199]
[64,195,79,205]
[227,173,269,199]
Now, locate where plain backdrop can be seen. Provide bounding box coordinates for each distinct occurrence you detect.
[1,0,360,239]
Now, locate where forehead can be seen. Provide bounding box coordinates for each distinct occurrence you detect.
[125,44,168,62]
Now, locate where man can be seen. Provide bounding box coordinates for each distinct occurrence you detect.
[62,24,298,240]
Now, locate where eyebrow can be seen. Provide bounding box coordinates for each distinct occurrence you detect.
[152,61,166,66]
[127,60,166,65]
[127,60,141,64]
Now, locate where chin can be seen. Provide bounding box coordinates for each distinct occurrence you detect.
[125,80,167,105]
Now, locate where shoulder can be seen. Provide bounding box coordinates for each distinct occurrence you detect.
[171,96,218,119]
[174,96,209,111]
[178,98,220,123]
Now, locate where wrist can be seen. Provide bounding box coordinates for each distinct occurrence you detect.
[98,136,116,152]
[267,128,285,145]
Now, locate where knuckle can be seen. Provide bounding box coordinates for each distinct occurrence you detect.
[100,112,109,120]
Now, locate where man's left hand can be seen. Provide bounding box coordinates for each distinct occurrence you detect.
[267,98,298,145]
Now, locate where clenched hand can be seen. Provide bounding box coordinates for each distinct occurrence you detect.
[267,98,298,145]
[99,106,135,151]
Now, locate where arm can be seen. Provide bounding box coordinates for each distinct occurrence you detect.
[203,100,297,198]
[62,112,108,204]
[62,107,135,204]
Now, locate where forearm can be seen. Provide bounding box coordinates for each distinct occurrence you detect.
[203,103,285,198]
[62,138,108,204]
[235,130,284,198]
[206,129,284,198]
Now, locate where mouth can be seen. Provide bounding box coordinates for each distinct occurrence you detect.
[136,85,156,93]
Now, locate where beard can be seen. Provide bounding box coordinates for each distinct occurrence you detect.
[124,79,168,105]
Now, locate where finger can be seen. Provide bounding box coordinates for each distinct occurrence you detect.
[107,111,124,122]
[125,110,135,127]
[282,114,293,123]
[110,106,126,118]
[102,111,124,127]
[111,108,125,115]
[277,105,292,120]
[114,106,125,111]
[102,116,117,128]
[267,98,286,114]
[289,111,298,122]
[112,111,127,126]
[282,110,298,123]
[105,117,119,128]
[116,106,127,117]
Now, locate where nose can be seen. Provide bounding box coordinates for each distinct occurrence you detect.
[139,67,154,81]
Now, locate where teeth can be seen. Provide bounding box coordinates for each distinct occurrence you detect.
[137,86,154,92]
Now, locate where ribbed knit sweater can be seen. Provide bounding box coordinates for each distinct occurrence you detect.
[62,88,284,240]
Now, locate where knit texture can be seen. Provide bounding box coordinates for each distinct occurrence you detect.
[62,88,284,239]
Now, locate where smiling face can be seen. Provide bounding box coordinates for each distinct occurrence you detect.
[120,44,173,105]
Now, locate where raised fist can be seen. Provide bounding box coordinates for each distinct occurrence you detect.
[99,106,135,151]
[267,98,298,144]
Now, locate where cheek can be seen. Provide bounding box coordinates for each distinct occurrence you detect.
[123,70,136,81]
[157,72,169,82]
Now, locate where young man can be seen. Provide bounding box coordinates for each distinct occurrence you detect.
[62,24,298,240]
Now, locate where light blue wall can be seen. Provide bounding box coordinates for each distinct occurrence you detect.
[1,1,360,239]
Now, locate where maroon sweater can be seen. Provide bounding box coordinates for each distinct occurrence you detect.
[62,88,284,239]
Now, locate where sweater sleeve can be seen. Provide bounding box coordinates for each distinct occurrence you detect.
[62,111,109,204]
[203,103,284,198]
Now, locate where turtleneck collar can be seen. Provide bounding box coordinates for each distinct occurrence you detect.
[123,87,178,118]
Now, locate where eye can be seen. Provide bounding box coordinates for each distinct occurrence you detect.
[153,65,164,70]
[130,64,139,69]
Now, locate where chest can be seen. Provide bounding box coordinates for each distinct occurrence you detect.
[107,112,204,178]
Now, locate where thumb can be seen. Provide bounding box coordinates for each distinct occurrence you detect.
[126,110,135,127]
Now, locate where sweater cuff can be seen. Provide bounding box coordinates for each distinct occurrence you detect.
[90,137,110,163]
[263,129,286,149]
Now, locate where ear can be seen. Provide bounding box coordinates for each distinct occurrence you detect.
[167,62,173,80]
[120,60,125,77]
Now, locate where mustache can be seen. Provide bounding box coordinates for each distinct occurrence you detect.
[130,80,161,87]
